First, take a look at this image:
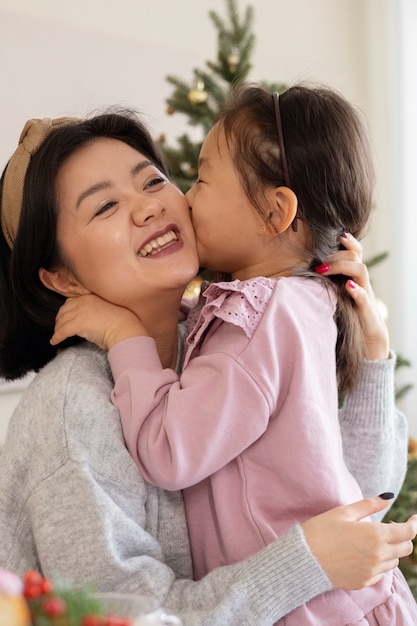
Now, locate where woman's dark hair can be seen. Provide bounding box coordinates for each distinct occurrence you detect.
[215,83,376,395]
[0,110,168,380]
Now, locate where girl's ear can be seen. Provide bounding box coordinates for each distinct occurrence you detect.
[39,267,91,297]
[267,187,298,234]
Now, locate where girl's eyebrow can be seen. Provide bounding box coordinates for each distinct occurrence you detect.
[75,160,154,209]
[198,156,211,171]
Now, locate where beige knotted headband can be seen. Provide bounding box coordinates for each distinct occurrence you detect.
[1,116,80,249]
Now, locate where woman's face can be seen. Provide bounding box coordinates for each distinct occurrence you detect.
[54,138,199,310]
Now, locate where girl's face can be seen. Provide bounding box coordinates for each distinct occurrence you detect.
[186,125,268,280]
[53,138,199,310]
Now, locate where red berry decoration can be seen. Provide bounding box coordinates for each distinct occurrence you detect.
[40,577,53,595]
[23,569,44,600]
[104,617,133,626]
[42,595,67,617]
[20,569,135,625]
[81,616,103,626]
[23,583,42,600]
[23,570,43,587]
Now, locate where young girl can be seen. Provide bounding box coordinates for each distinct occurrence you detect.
[50,87,417,623]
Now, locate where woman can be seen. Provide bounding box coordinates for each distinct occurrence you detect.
[0,112,414,626]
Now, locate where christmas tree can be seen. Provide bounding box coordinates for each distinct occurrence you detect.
[157,0,284,193]
[158,0,416,594]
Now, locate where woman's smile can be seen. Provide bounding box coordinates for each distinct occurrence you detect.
[138,226,180,258]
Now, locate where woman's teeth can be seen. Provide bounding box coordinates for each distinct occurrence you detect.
[138,230,178,257]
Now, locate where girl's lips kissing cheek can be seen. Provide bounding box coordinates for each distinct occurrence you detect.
[138,227,181,258]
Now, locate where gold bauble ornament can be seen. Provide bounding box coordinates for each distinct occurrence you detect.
[183,277,204,299]
[227,53,240,73]
[408,438,417,459]
[187,80,208,105]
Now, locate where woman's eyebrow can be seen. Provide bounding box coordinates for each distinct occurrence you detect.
[131,159,153,177]
[76,160,154,209]
[76,181,112,209]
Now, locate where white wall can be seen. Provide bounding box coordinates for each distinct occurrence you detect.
[0,385,29,443]
[0,0,374,165]
[1,0,415,439]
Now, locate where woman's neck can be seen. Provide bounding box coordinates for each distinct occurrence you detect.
[154,327,179,370]
[132,291,182,369]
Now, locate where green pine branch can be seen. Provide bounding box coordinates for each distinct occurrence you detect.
[207,1,255,83]
[383,455,417,598]
[365,251,389,270]
[159,0,269,193]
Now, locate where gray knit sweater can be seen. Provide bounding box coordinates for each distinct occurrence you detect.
[0,342,407,625]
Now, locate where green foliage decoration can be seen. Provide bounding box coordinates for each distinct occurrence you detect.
[158,0,284,192]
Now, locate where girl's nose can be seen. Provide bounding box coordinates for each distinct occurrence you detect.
[185,184,195,206]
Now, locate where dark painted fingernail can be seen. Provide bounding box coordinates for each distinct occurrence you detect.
[315,264,330,274]
[379,492,395,500]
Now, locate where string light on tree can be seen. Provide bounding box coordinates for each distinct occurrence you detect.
[179,162,197,179]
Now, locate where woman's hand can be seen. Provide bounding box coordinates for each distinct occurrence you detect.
[316,233,389,360]
[302,496,417,589]
[51,294,148,351]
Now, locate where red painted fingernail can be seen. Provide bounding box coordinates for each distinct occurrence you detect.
[315,264,330,274]
[347,280,356,289]
[342,230,349,238]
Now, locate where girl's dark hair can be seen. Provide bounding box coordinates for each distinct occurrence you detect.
[0,110,168,380]
[216,83,375,395]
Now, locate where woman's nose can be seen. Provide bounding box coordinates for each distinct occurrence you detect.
[131,195,165,224]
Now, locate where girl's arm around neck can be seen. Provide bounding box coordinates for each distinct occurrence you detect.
[108,330,271,490]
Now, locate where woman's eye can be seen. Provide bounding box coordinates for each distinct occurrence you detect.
[145,175,167,190]
[94,201,117,217]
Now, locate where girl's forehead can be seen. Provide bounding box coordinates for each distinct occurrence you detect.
[202,124,232,161]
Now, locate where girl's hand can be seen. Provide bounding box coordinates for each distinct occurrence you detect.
[316,233,389,360]
[302,496,417,589]
[51,294,148,351]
